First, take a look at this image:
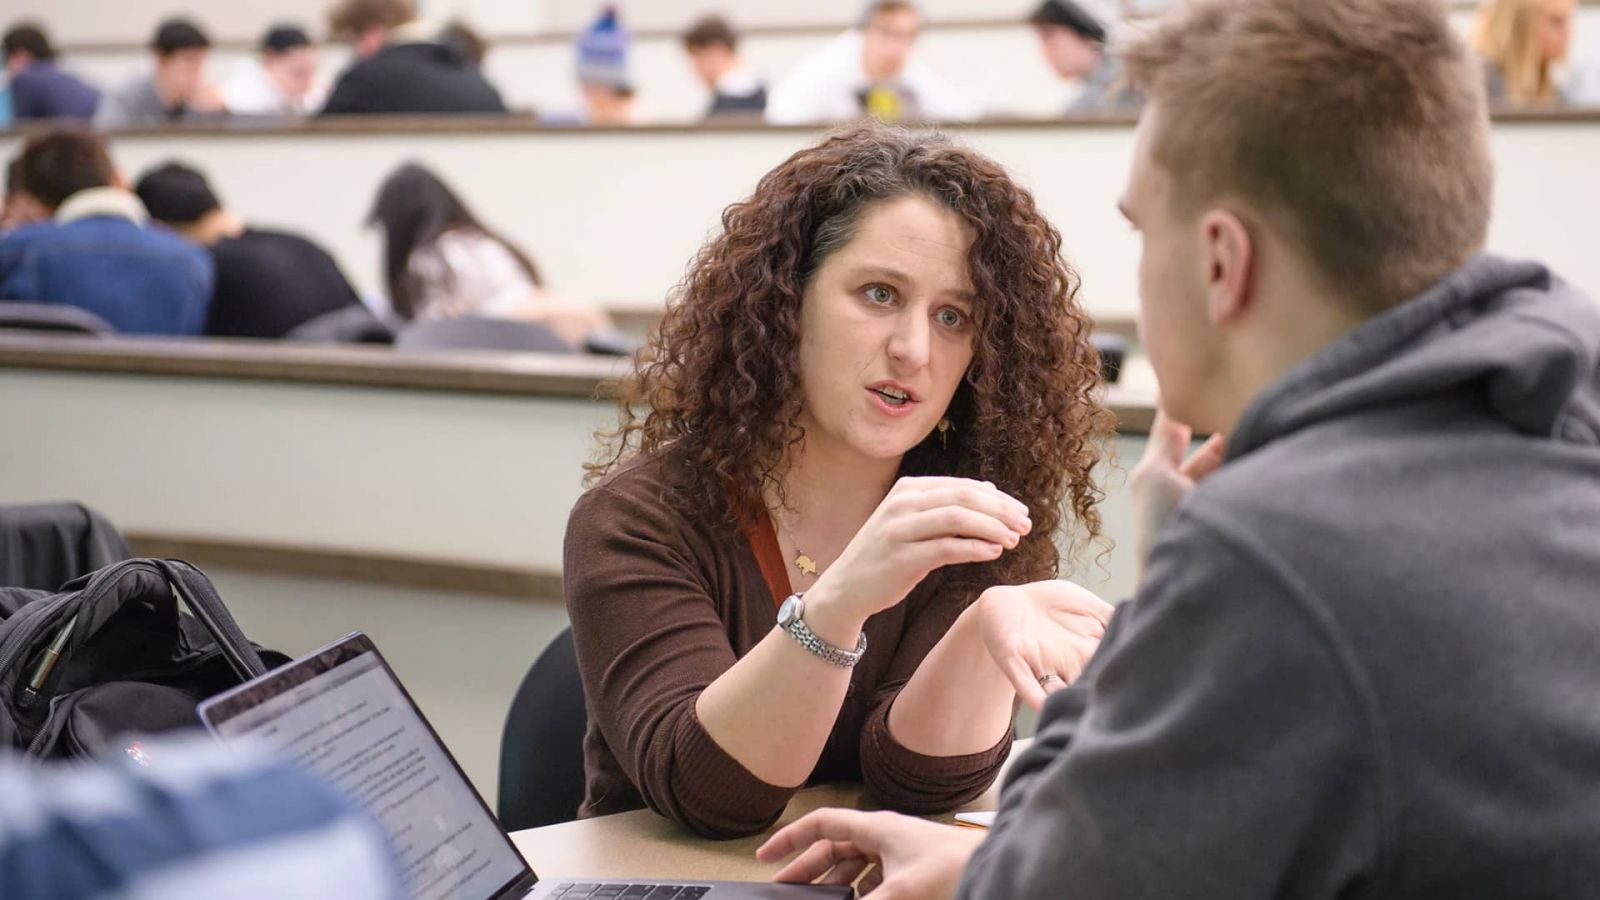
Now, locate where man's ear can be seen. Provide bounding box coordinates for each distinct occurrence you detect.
[1198,209,1254,326]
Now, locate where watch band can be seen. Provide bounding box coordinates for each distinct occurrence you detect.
[778,594,867,668]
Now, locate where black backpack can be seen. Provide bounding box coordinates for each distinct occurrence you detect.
[0,558,290,759]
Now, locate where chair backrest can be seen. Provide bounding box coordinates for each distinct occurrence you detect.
[498,626,588,831]
[395,316,573,354]
[0,302,114,337]
[0,502,130,591]
[283,304,395,344]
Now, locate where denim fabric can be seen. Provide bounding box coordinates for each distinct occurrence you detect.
[0,216,214,335]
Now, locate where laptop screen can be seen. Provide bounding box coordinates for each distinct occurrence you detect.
[199,633,535,900]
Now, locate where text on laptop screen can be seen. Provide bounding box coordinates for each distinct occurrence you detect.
[209,648,527,900]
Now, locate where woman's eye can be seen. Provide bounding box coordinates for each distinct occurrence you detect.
[866,285,894,305]
[937,308,966,328]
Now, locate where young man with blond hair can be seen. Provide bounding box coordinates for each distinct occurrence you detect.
[758,0,1600,896]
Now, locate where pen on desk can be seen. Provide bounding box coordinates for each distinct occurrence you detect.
[21,613,78,706]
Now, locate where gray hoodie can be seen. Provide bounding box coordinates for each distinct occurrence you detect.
[961,256,1600,898]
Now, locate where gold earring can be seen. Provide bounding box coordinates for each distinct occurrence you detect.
[937,417,953,450]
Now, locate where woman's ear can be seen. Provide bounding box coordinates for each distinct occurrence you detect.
[1198,209,1255,326]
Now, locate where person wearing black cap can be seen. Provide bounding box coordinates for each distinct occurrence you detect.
[94,17,224,127]
[221,24,328,117]
[1028,0,1141,116]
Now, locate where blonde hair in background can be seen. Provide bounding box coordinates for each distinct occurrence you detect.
[1124,0,1494,313]
[1473,0,1564,105]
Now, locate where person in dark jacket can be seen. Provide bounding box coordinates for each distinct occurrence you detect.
[0,130,212,335]
[320,0,506,116]
[759,0,1600,897]
[134,161,363,338]
[681,15,766,119]
[2,23,100,121]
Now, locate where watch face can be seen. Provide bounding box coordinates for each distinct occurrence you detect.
[777,594,803,628]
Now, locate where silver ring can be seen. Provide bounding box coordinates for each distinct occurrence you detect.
[1038,673,1065,688]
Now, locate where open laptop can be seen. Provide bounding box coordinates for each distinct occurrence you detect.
[197,632,849,900]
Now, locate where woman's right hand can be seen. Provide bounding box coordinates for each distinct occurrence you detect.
[806,477,1032,627]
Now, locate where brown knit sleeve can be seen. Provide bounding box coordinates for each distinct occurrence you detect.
[857,576,1014,813]
[563,478,797,838]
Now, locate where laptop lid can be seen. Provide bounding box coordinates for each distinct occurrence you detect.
[198,632,539,900]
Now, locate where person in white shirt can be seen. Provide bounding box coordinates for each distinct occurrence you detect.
[222,24,328,117]
[766,0,979,125]
[367,162,612,347]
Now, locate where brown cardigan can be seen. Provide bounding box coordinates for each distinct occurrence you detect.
[562,454,1012,838]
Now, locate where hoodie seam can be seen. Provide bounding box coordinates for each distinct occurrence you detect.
[1503,308,1600,442]
[1180,504,1401,891]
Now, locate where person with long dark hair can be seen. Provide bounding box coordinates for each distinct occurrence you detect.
[366,162,609,345]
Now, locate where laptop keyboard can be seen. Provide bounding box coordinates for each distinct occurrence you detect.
[548,884,713,899]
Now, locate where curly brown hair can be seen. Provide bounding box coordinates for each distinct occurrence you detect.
[589,123,1111,589]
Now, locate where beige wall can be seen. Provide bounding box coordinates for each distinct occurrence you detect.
[0,364,1147,798]
[4,121,1597,317]
[0,369,608,569]
[0,366,1146,598]
[34,9,1600,123]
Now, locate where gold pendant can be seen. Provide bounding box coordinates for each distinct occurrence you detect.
[794,554,817,576]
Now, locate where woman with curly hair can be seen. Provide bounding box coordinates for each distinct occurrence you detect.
[562,123,1113,838]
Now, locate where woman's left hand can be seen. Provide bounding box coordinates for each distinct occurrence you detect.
[973,580,1114,711]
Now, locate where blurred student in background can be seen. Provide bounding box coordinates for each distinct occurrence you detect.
[135,161,364,339]
[1028,0,1141,116]
[1474,0,1577,107]
[3,23,100,122]
[440,20,490,69]
[95,18,223,127]
[322,0,506,116]
[682,14,767,119]
[2,157,50,232]
[367,163,611,347]
[767,1,978,124]
[574,6,636,125]
[222,24,328,117]
[0,130,212,335]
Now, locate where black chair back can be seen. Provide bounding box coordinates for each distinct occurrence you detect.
[0,302,114,336]
[396,316,573,354]
[0,502,130,591]
[284,304,395,344]
[498,626,588,830]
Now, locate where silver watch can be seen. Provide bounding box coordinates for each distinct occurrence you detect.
[776,593,867,668]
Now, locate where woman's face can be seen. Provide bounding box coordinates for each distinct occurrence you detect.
[1538,0,1576,64]
[794,194,978,466]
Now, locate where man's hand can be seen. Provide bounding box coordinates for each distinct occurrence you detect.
[756,809,984,899]
[1130,410,1228,582]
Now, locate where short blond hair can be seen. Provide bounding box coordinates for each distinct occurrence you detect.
[1125,0,1494,311]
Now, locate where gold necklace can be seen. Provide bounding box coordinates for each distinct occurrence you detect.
[772,509,819,576]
